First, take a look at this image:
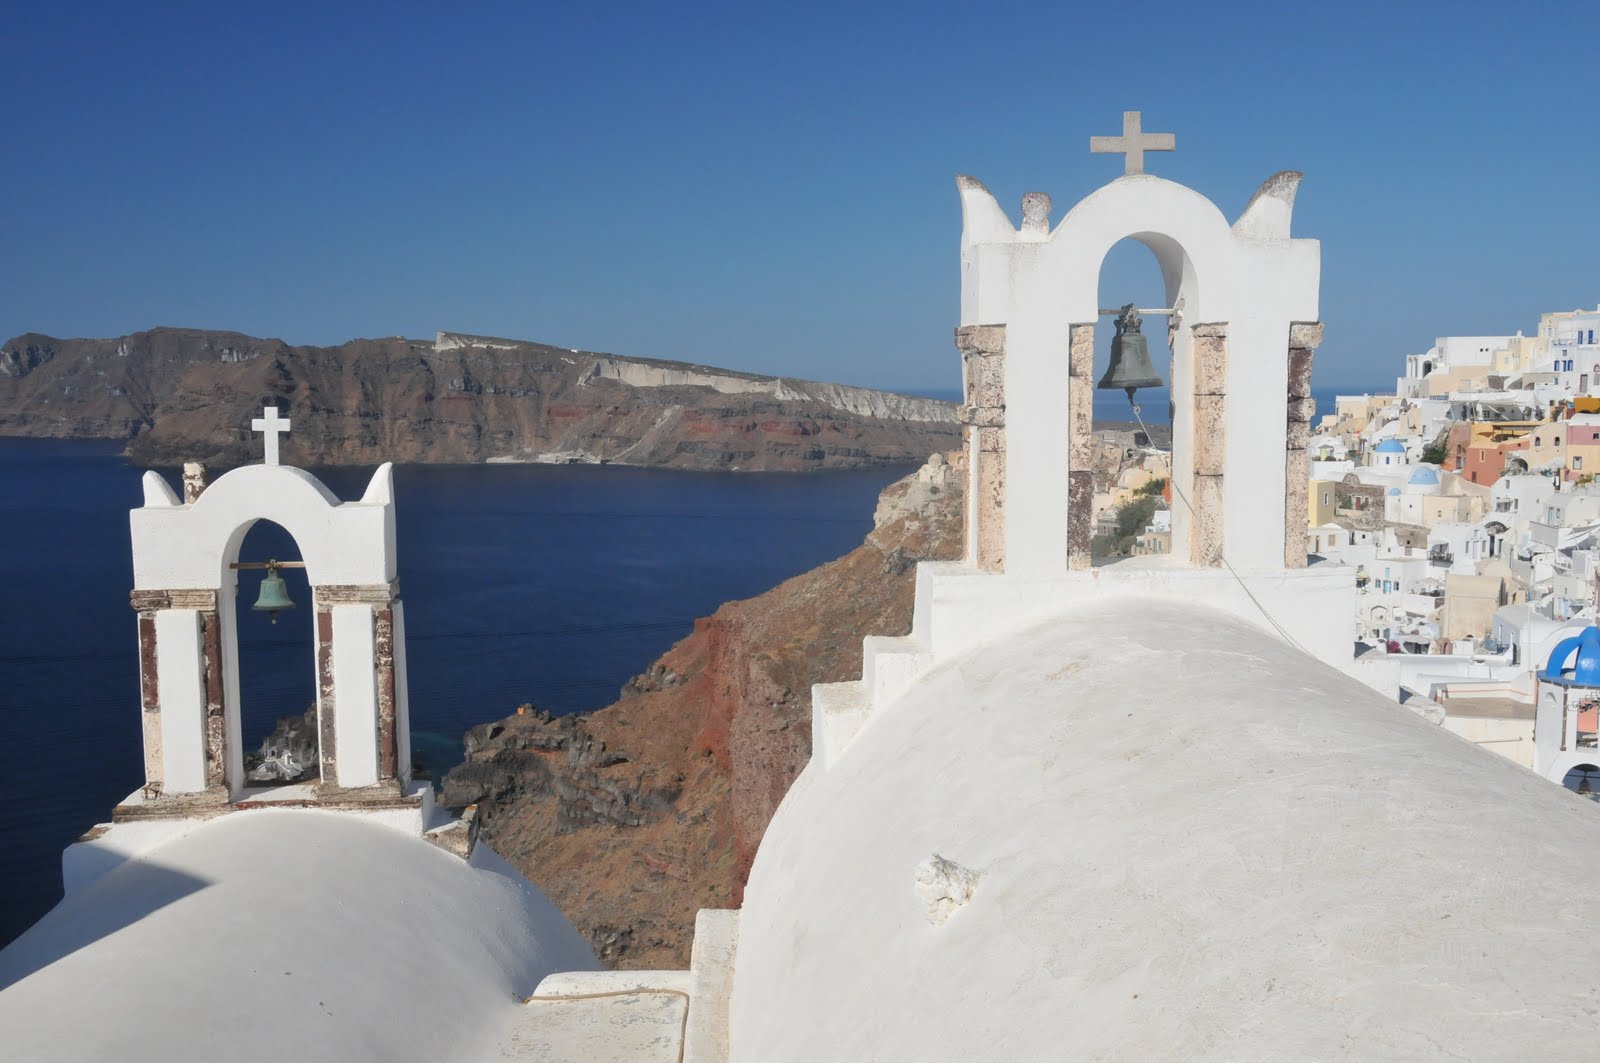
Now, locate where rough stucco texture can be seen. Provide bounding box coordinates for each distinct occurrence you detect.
[731,599,1600,1061]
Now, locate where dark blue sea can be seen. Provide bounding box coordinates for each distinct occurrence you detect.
[0,441,911,948]
[0,386,1365,948]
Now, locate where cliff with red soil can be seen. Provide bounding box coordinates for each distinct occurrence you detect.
[441,453,964,967]
[0,327,958,471]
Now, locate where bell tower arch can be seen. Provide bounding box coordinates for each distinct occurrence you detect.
[126,408,412,809]
[813,113,1354,775]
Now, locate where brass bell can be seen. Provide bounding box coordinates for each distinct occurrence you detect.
[252,563,296,624]
[1097,303,1164,398]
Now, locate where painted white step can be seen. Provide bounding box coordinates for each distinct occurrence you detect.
[811,680,870,771]
[862,634,932,709]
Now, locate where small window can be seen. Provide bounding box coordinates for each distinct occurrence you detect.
[1576,457,1584,470]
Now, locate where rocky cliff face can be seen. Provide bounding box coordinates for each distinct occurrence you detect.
[0,328,959,471]
[440,453,964,968]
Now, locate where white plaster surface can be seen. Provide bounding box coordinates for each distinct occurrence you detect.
[734,599,1600,1061]
[500,970,690,1062]
[153,608,207,793]
[498,992,685,1063]
[331,603,379,787]
[684,909,738,1063]
[0,811,598,1062]
[131,463,396,590]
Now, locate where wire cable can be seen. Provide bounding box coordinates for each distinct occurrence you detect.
[1127,399,1314,658]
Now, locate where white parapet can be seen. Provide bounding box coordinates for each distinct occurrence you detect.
[684,908,740,1063]
[810,681,870,772]
[861,635,933,709]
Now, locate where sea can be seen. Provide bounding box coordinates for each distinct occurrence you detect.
[0,441,915,948]
[0,385,1358,949]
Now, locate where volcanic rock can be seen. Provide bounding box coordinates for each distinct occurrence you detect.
[0,327,959,471]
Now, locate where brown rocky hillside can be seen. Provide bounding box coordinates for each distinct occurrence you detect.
[0,327,959,471]
[440,453,964,967]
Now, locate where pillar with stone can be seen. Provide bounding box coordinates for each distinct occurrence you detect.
[946,116,1338,607]
[1189,322,1228,567]
[126,406,413,811]
[1067,323,1097,570]
[809,112,1354,791]
[1285,322,1324,567]
[956,324,1006,572]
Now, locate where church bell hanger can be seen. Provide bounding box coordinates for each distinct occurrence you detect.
[231,557,307,624]
[1097,303,1165,403]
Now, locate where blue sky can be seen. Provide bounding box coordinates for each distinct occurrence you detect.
[4,1,1597,392]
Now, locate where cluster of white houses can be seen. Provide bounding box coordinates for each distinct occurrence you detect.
[1312,305,1600,793]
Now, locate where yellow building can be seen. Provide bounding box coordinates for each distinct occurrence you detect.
[1491,334,1545,376]
[1424,364,1493,396]
[1308,479,1338,528]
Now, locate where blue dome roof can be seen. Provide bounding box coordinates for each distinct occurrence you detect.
[1375,439,1406,454]
[1543,626,1600,686]
[1408,466,1440,485]
[1387,487,1401,496]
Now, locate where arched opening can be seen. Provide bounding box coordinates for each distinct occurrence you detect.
[227,518,317,792]
[1423,360,1434,376]
[1560,763,1600,800]
[1089,235,1183,562]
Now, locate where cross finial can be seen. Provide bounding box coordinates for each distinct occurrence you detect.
[251,406,291,466]
[1090,111,1176,176]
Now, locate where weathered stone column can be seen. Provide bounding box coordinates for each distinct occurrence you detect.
[199,607,226,790]
[956,324,1006,573]
[374,604,399,781]
[314,581,403,790]
[129,588,224,798]
[132,595,164,797]
[1285,322,1324,568]
[1067,323,1097,570]
[315,605,338,786]
[1190,323,1228,567]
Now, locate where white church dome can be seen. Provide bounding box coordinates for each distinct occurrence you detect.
[730,599,1600,1061]
[0,811,597,1062]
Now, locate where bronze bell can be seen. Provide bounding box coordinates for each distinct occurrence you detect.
[251,562,296,624]
[1097,303,1164,397]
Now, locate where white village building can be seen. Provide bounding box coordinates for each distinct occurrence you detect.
[4,113,1600,1061]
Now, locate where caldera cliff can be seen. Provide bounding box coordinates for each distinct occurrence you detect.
[0,327,959,471]
[440,453,964,967]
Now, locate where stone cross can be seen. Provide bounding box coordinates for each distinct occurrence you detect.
[1090,111,1176,175]
[251,406,291,466]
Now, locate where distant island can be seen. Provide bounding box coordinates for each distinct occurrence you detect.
[0,327,960,471]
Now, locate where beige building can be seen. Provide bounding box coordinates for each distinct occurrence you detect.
[1441,567,1517,643]
[1492,333,1546,377]
[1308,478,1338,528]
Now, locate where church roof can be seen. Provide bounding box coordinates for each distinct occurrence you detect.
[1375,438,1406,453]
[0,811,597,1062]
[1542,625,1600,687]
[1408,465,1440,485]
[731,600,1600,1060]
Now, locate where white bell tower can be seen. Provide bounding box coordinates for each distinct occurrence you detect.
[125,407,413,807]
[809,113,1356,773]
